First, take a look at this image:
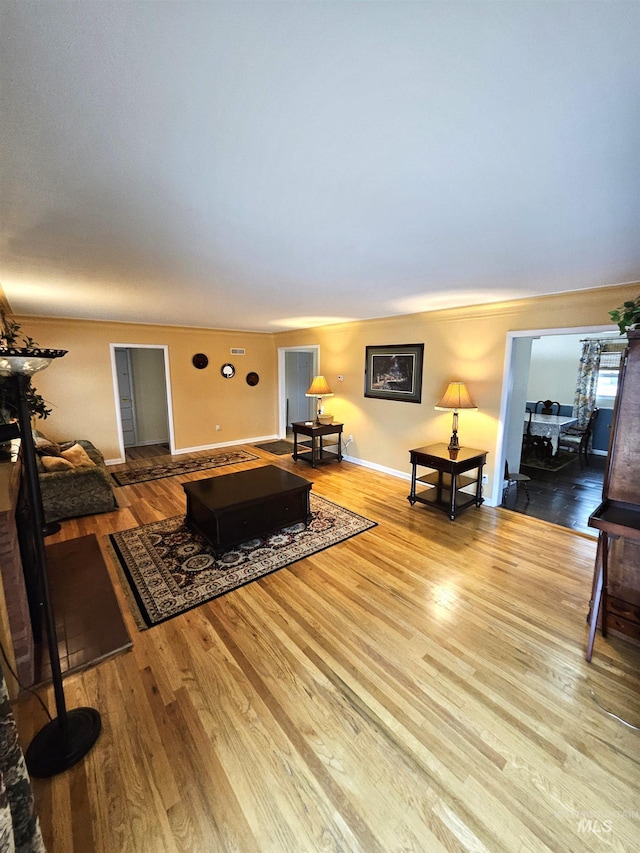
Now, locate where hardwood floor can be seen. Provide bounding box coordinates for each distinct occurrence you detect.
[501,454,606,537]
[14,447,640,852]
[124,442,172,460]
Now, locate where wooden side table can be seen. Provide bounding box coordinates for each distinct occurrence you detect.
[292,421,343,468]
[408,443,487,521]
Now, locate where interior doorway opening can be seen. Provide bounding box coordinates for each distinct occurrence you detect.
[277,346,319,438]
[495,323,615,534]
[111,344,175,462]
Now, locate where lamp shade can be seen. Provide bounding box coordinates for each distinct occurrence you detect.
[305,375,333,398]
[435,381,477,412]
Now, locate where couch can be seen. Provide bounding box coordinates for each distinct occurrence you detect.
[35,437,118,523]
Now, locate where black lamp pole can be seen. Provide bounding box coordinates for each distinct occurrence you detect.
[5,360,101,777]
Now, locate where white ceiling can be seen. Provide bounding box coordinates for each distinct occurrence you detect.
[1,1,639,333]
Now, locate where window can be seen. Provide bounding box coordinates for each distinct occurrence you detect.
[596,347,625,404]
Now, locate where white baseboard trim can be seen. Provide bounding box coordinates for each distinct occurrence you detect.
[170,434,278,456]
[342,453,498,508]
[105,434,279,466]
[342,453,410,481]
[105,440,498,509]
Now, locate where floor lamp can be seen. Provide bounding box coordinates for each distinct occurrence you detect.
[0,346,101,777]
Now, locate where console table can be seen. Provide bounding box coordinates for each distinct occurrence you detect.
[408,443,487,521]
[292,421,343,468]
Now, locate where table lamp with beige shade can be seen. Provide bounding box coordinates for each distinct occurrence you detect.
[435,381,477,451]
[305,375,334,424]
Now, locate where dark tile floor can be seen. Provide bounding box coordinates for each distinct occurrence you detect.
[501,453,606,536]
[35,534,131,686]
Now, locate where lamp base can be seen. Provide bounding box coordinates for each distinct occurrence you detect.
[447,411,460,451]
[26,707,101,778]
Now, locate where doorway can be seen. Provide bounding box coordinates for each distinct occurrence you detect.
[496,324,614,533]
[111,344,175,461]
[277,346,319,437]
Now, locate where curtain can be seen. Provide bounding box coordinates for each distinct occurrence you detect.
[573,340,602,427]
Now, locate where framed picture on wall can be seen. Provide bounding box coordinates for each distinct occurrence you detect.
[364,343,424,403]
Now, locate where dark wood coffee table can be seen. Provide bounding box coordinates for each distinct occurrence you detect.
[183,465,312,554]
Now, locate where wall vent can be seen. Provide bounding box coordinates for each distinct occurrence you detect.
[230,347,246,355]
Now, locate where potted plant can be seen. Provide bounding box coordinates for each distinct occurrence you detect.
[0,313,53,424]
[609,295,640,335]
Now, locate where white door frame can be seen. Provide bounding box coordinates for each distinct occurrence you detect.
[115,347,137,447]
[277,345,320,438]
[492,322,614,507]
[109,343,175,463]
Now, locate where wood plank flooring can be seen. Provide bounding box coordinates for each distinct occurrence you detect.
[502,454,606,536]
[13,446,640,853]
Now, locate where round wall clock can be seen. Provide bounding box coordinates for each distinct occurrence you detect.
[246,372,259,386]
[192,353,208,369]
[221,363,235,378]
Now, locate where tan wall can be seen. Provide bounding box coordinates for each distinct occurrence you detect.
[274,284,637,493]
[16,283,636,487]
[17,317,278,461]
[526,334,584,406]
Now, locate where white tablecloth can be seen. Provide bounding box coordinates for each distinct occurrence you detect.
[525,413,578,454]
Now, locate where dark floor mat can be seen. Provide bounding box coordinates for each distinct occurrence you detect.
[253,440,294,456]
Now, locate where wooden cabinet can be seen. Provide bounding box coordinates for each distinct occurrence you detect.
[408,443,487,521]
[587,329,640,659]
[183,465,312,554]
[0,459,35,696]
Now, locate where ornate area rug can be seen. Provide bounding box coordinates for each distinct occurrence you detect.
[253,440,294,456]
[111,449,259,485]
[521,451,577,472]
[109,495,376,627]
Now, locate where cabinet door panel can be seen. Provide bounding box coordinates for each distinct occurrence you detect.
[268,492,307,528]
[221,505,265,545]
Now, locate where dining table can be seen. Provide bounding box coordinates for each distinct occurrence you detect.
[524,413,578,455]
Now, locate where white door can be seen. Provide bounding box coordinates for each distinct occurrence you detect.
[285,352,314,426]
[115,348,137,447]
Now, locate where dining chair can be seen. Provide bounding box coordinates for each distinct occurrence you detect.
[535,399,560,416]
[558,407,600,462]
[503,460,531,501]
[522,408,535,455]
[523,408,552,460]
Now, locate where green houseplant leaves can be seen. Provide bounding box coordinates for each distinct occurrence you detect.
[609,295,640,335]
[0,313,53,422]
